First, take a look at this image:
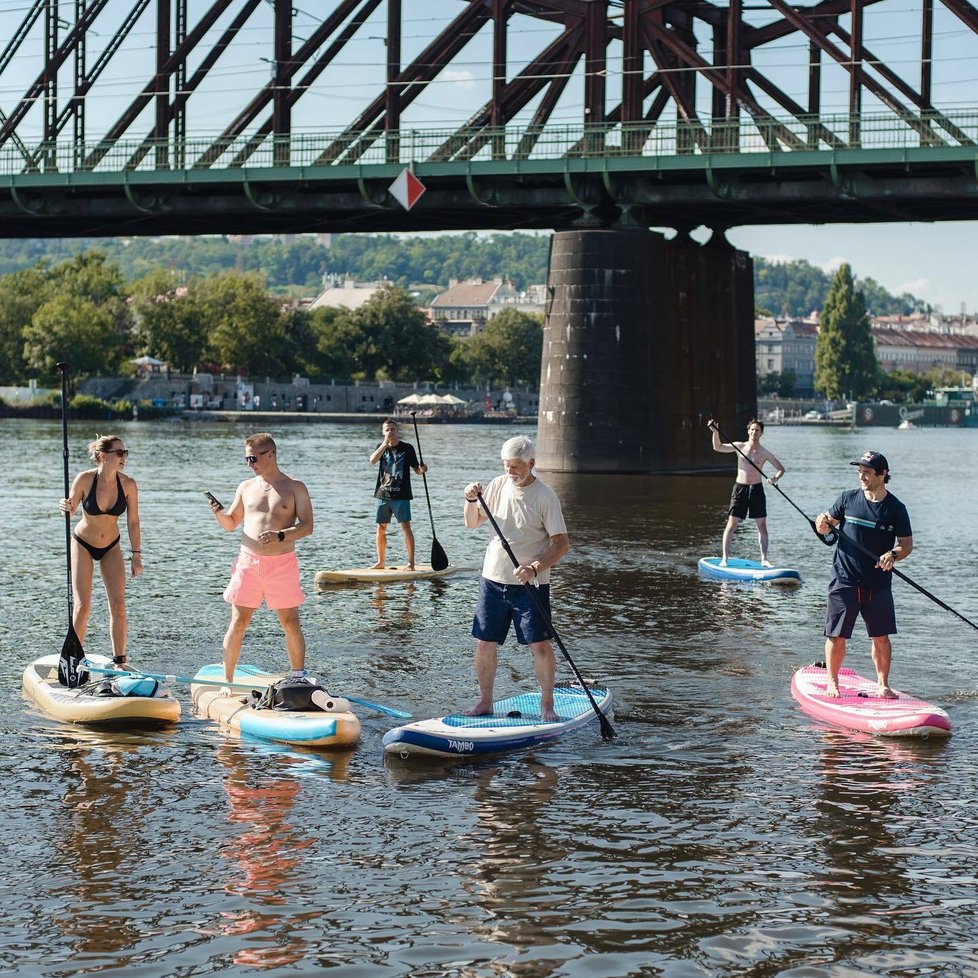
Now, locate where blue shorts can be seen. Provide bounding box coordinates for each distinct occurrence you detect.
[472,577,553,646]
[376,498,412,524]
[824,579,896,639]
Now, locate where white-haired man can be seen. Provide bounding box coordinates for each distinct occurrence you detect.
[462,435,569,721]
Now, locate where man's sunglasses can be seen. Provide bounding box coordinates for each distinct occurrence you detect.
[244,449,273,464]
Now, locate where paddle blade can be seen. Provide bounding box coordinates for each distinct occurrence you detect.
[430,538,449,571]
[57,625,89,688]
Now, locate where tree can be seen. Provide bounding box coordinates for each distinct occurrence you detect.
[128,270,208,373]
[196,272,290,375]
[814,264,878,400]
[23,294,121,382]
[454,308,543,387]
[0,266,48,383]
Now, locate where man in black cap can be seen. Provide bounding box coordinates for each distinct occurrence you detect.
[814,451,913,698]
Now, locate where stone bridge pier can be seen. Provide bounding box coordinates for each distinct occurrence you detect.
[536,228,756,474]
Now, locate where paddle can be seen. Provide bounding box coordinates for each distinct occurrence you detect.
[476,493,615,740]
[56,362,88,688]
[410,411,449,570]
[83,664,413,717]
[826,534,978,634]
[709,419,838,546]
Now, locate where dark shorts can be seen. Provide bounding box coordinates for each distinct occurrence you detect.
[376,498,412,524]
[824,579,897,639]
[472,577,554,646]
[729,482,767,520]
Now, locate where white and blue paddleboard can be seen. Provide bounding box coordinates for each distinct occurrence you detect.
[697,557,802,586]
[191,663,361,748]
[382,684,613,759]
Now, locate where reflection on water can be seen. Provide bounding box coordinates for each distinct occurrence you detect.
[4,419,978,976]
[213,743,351,968]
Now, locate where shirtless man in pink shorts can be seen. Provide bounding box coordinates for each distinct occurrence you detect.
[207,432,314,684]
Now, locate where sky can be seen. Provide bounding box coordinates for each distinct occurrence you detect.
[726,223,978,315]
[0,1,977,310]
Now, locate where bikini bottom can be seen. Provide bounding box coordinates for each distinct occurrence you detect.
[73,531,121,562]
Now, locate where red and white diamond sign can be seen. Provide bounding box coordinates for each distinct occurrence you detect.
[389,168,426,211]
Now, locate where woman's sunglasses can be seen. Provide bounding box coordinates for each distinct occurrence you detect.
[103,448,130,458]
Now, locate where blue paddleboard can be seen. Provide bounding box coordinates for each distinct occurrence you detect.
[697,557,802,585]
[382,684,613,759]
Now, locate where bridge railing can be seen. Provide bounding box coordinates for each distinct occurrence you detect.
[4,110,978,176]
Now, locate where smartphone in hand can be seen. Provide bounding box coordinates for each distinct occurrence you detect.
[204,491,224,509]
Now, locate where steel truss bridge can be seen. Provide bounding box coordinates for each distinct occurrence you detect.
[2,0,978,237]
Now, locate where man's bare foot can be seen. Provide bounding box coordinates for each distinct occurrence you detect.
[370,561,384,570]
[540,706,559,722]
[407,564,415,571]
[761,559,773,568]
[719,558,728,567]
[824,681,841,698]
[879,684,898,699]
[463,701,493,717]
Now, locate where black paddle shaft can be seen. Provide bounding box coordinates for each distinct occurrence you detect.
[57,362,87,688]
[475,493,615,740]
[709,420,837,546]
[409,412,448,570]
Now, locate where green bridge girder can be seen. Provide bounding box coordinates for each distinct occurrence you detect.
[3,115,978,236]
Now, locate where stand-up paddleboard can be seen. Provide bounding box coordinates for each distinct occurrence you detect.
[791,663,951,737]
[191,663,361,748]
[698,557,802,586]
[22,653,181,726]
[383,684,613,759]
[315,564,474,587]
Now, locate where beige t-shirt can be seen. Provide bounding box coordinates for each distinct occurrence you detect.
[480,474,567,585]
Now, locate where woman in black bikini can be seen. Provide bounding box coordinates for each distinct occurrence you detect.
[58,434,143,668]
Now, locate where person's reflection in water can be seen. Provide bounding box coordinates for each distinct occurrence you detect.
[370,582,419,635]
[462,760,564,949]
[58,738,143,955]
[813,733,948,911]
[216,743,350,968]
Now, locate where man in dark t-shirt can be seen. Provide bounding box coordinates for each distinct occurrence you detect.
[368,418,427,569]
[814,451,913,700]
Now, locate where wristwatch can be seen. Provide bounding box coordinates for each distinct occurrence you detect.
[278,531,286,542]
[888,549,898,560]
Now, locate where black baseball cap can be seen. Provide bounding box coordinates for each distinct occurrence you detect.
[849,451,889,473]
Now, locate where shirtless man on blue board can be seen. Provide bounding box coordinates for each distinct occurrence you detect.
[707,418,785,567]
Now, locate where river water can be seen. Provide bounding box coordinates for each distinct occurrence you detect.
[2,418,977,978]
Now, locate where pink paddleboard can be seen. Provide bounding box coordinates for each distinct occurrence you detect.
[791,663,951,738]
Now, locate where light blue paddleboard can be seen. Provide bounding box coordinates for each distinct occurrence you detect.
[382,684,613,759]
[697,557,802,586]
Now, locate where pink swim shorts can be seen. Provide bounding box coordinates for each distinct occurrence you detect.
[223,548,305,610]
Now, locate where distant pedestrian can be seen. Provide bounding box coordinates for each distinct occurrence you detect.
[708,418,785,567]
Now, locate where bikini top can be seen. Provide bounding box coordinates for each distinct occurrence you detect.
[81,471,127,517]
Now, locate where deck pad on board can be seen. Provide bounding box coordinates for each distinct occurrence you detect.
[791,663,951,737]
